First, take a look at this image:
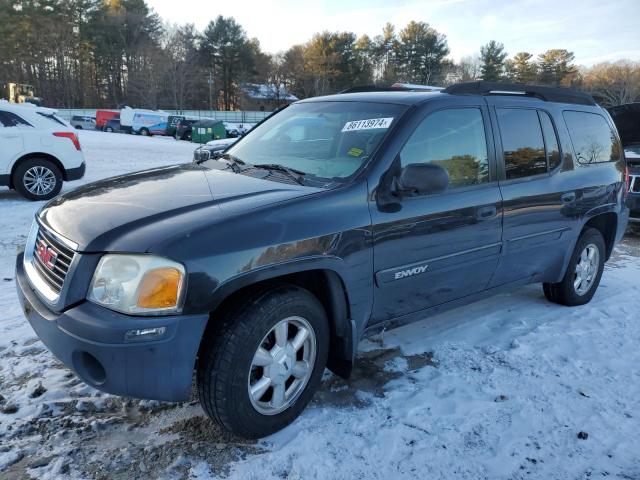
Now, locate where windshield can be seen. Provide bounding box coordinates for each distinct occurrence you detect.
[224,101,407,181]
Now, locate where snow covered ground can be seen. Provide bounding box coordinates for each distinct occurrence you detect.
[1,131,639,479]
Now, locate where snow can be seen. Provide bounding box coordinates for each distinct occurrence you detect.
[1,130,639,478]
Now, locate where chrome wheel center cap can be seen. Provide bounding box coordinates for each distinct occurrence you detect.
[268,348,295,384]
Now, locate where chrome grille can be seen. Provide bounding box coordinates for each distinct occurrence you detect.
[31,226,75,294]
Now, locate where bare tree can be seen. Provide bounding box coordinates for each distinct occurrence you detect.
[582,61,640,106]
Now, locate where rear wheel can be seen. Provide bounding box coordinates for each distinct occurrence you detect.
[543,228,606,306]
[13,158,62,201]
[105,126,114,133]
[197,285,329,439]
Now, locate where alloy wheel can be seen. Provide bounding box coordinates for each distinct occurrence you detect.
[248,316,316,415]
[23,166,56,197]
[574,243,599,296]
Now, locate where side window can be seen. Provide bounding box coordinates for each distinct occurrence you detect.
[538,111,561,170]
[497,108,546,180]
[399,108,489,189]
[0,111,33,128]
[563,111,621,164]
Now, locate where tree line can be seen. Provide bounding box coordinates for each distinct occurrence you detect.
[1,0,638,110]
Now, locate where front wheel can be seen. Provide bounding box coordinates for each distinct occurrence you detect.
[543,228,606,306]
[140,128,150,136]
[197,285,329,438]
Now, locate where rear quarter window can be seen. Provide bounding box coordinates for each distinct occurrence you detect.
[0,111,33,128]
[563,111,622,164]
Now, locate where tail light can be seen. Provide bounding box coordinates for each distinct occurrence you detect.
[53,132,81,151]
[625,165,630,197]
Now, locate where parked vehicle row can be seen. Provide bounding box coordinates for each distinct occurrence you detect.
[15,82,631,440]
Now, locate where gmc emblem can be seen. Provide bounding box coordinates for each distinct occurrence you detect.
[36,240,57,270]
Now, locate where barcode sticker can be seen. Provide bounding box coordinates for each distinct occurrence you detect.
[342,117,394,132]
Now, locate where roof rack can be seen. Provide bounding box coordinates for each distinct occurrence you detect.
[339,85,410,94]
[340,83,444,94]
[442,81,596,106]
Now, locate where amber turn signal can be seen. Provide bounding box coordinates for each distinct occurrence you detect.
[137,268,182,309]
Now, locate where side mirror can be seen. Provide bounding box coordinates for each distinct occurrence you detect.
[395,163,449,197]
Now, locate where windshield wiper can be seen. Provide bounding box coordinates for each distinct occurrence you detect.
[253,163,307,185]
[220,153,246,172]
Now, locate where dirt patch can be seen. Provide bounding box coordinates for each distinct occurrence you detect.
[314,347,438,408]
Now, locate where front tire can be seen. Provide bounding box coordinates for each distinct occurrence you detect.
[13,158,62,201]
[197,285,329,439]
[543,228,606,306]
[140,128,150,136]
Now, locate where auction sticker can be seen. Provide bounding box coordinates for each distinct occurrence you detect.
[342,117,394,132]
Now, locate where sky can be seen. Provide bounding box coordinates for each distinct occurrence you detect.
[147,0,640,66]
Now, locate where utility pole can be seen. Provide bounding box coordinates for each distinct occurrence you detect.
[208,72,213,112]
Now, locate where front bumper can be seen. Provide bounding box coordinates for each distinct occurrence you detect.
[16,253,209,401]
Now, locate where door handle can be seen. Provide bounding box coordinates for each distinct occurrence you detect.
[476,205,497,220]
[561,191,576,203]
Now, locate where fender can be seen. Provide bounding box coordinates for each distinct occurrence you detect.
[554,205,620,283]
[195,255,361,377]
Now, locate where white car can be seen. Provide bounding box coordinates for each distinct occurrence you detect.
[0,101,85,200]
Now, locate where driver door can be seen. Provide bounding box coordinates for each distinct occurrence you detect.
[369,102,503,324]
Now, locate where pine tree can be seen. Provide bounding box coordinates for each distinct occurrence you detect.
[505,52,538,84]
[480,40,507,81]
[396,21,449,85]
[537,49,578,86]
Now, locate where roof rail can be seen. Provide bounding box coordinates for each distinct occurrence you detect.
[339,85,410,94]
[442,81,596,106]
[340,83,444,94]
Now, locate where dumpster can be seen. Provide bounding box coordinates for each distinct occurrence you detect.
[191,120,227,143]
[166,115,186,137]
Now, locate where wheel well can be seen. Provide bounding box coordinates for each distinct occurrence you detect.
[199,269,354,378]
[584,212,617,260]
[9,153,67,188]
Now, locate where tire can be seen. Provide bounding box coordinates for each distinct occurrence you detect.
[543,227,606,306]
[197,284,329,439]
[75,125,82,130]
[105,126,114,133]
[13,158,63,201]
[140,128,150,136]
[185,132,192,142]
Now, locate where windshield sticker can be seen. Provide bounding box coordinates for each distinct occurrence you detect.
[342,117,394,132]
[347,147,364,157]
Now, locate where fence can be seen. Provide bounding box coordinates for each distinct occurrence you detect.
[56,109,270,124]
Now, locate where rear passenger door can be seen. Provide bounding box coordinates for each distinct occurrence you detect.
[486,98,578,286]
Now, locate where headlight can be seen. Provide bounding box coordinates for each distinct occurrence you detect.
[88,254,185,315]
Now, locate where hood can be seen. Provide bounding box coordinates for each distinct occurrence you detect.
[205,138,238,148]
[39,163,319,252]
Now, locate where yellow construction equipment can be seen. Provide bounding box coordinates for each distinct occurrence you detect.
[2,83,42,105]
